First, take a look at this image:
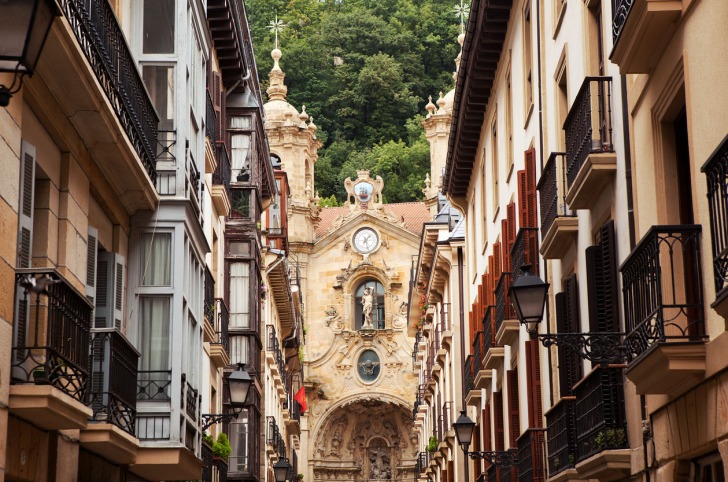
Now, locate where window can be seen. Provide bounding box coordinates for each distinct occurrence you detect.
[142,65,174,130]
[230,116,252,181]
[694,452,725,482]
[231,189,252,219]
[140,233,172,286]
[355,280,385,330]
[491,116,499,218]
[505,70,514,175]
[229,262,251,328]
[555,52,568,150]
[142,0,175,54]
[522,1,533,116]
[138,296,171,399]
[229,409,250,473]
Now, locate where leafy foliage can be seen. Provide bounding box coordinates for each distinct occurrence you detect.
[247,0,459,202]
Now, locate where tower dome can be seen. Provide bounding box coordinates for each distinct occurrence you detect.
[263,48,301,123]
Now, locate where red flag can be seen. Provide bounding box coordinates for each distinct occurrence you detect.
[293,387,307,413]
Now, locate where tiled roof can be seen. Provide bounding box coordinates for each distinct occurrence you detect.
[315,202,430,239]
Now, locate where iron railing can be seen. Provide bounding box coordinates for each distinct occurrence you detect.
[216,458,228,482]
[537,152,573,238]
[267,325,288,387]
[612,0,634,43]
[202,441,214,482]
[137,370,172,401]
[546,398,577,475]
[60,0,158,183]
[12,269,92,402]
[441,401,453,438]
[483,306,495,354]
[213,142,232,200]
[88,328,140,435]
[574,367,628,461]
[472,331,485,375]
[464,354,475,394]
[511,227,540,281]
[214,298,230,355]
[206,91,218,145]
[136,413,171,440]
[564,77,613,189]
[440,302,452,332]
[205,267,215,324]
[702,136,728,296]
[267,416,287,458]
[517,428,546,482]
[183,374,199,421]
[621,225,705,361]
[417,451,428,473]
[495,272,516,334]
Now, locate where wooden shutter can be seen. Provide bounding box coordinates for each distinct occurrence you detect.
[483,403,492,451]
[518,169,528,228]
[507,369,520,448]
[17,142,35,269]
[86,227,98,306]
[507,202,517,251]
[525,148,538,228]
[493,391,505,450]
[587,220,619,334]
[501,220,510,274]
[556,275,583,395]
[493,241,502,279]
[213,71,223,138]
[96,252,125,329]
[526,340,543,427]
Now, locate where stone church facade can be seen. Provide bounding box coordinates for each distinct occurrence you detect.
[262,47,430,482]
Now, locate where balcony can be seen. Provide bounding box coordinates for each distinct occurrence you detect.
[10,269,93,430]
[545,398,577,477]
[267,416,287,458]
[43,0,159,213]
[563,77,615,210]
[611,0,682,74]
[205,92,219,173]
[473,330,491,390]
[204,267,216,342]
[538,153,577,259]
[266,226,290,254]
[573,367,630,481]
[439,401,454,450]
[494,273,518,349]
[702,135,728,316]
[81,328,141,465]
[212,142,232,215]
[266,325,289,402]
[464,355,480,406]
[209,299,230,367]
[517,429,546,482]
[621,225,706,396]
[439,303,453,349]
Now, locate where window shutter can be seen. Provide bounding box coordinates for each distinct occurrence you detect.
[525,148,538,228]
[483,403,492,451]
[598,220,619,333]
[501,220,510,275]
[507,369,520,448]
[493,391,505,450]
[86,227,98,306]
[518,169,528,228]
[96,252,125,329]
[586,246,601,334]
[527,339,543,427]
[493,241,502,279]
[507,202,517,252]
[556,276,583,395]
[17,141,36,269]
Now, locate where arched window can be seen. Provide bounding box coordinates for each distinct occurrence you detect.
[355,280,385,330]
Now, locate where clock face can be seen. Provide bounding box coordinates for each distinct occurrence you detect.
[353,228,379,254]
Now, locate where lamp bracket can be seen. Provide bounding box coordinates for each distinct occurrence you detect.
[201,412,239,431]
[537,331,628,366]
[467,449,517,467]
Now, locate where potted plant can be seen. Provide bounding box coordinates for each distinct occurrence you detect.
[297,474,304,481]
[426,435,439,454]
[212,433,232,464]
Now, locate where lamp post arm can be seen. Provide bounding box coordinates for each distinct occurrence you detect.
[538,332,628,366]
[201,412,239,432]
[466,449,518,467]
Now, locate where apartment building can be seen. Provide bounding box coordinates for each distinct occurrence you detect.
[0,0,276,480]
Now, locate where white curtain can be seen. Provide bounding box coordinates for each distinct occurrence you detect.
[139,297,170,372]
[231,133,251,174]
[141,233,172,286]
[230,262,250,328]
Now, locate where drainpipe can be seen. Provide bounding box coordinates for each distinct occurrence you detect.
[457,246,469,482]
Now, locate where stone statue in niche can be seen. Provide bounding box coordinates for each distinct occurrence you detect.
[361,287,374,329]
[368,441,391,480]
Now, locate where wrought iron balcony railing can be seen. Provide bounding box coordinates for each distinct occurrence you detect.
[137,369,172,401]
[266,416,287,458]
[440,302,452,332]
[215,298,230,355]
[213,142,232,200]
[546,398,577,476]
[511,227,539,282]
[483,306,495,354]
[495,272,516,334]
[537,152,573,238]
[621,225,706,361]
[267,325,288,387]
[517,428,546,482]
[702,136,728,297]
[464,354,475,394]
[12,269,92,402]
[88,328,140,435]
[204,266,215,324]
[441,401,453,439]
[564,77,613,189]
[612,0,634,43]
[182,373,199,421]
[472,331,485,375]
[206,91,218,146]
[574,366,628,461]
[60,0,158,183]
[417,451,428,473]
[202,440,214,482]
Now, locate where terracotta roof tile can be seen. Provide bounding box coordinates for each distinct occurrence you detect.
[315,202,430,239]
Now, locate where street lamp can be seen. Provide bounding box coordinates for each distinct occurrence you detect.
[452,410,517,467]
[0,0,60,106]
[201,363,252,431]
[273,457,290,482]
[508,265,549,336]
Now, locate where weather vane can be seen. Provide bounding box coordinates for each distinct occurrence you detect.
[453,0,470,35]
[268,14,287,50]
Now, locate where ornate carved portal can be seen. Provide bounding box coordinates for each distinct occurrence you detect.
[312,401,417,482]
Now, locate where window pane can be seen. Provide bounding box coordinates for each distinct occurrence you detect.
[139,297,170,372]
[231,190,251,219]
[141,233,172,286]
[231,133,251,176]
[231,116,252,129]
[143,0,175,54]
[229,410,249,472]
[142,65,174,126]
[229,262,250,328]
[230,241,250,256]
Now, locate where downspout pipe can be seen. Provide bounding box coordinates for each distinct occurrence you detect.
[457,246,469,482]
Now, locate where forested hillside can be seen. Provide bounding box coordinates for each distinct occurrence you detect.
[246,0,461,204]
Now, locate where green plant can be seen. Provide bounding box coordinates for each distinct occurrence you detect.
[551,458,560,470]
[426,435,439,453]
[299,346,305,364]
[296,474,304,481]
[595,428,626,450]
[568,454,575,466]
[202,433,214,447]
[213,433,232,459]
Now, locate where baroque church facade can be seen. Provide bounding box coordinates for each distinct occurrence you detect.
[262,46,435,481]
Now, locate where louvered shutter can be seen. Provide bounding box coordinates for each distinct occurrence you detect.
[507,202,517,255]
[518,170,528,228]
[213,71,223,140]
[555,292,578,396]
[598,220,619,333]
[493,241,502,279]
[86,227,98,306]
[483,403,492,451]
[14,142,36,363]
[525,148,538,228]
[501,220,510,274]
[507,369,520,448]
[96,252,125,329]
[90,332,107,413]
[526,339,543,427]
[493,391,505,450]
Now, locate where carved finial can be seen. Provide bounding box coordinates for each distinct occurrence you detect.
[425,95,436,118]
